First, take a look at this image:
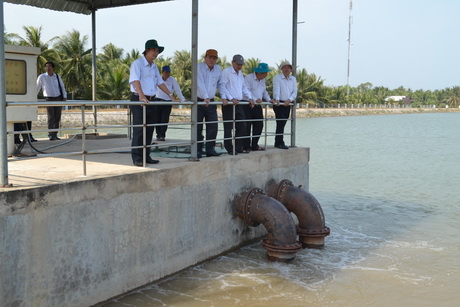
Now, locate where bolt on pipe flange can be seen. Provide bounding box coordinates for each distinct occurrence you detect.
[297,226,331,248]
[262,240,302,262]
[268,179,293,202]
[236,188,264,227]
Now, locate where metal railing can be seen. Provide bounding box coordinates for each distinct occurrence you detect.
[3,100,295,185]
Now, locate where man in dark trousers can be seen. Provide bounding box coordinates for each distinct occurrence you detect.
[243,62,274,151]
[221,54,254,155]
[129,39,176,166]
[36,61,67,140]
[272,61,297,149]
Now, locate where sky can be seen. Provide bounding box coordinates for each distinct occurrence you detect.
[4,0,460,91]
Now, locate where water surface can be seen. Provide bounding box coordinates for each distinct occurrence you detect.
[105,113,460,307]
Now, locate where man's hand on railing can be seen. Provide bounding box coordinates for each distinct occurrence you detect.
[222,99,229,106]
[231,99,239,105]
[284,99,291,107]
[249,99,255,108]
[204,98,211,107]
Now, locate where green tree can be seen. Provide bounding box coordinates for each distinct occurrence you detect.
[447,86,460,108]
[54,29,92,99]
[10,25,59,75]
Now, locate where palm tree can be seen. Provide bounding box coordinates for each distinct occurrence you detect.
[4,30,19,45]
[296,68,324,106]
[123,49,141,66]
[171,50,192,100]
[98,62,130,100]
[10,25,59,75]
[447,86,460,108]
[242,57,261,75]
[54,29,92,99]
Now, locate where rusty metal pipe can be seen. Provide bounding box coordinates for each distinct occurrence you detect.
[268,180,330,249]
[235,188,301,262]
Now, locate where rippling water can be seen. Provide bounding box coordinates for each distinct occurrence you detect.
[105,113,460,307]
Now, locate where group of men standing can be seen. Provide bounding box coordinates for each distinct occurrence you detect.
[129,39,298,166]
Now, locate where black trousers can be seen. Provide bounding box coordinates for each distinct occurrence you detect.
[14,122,32,143]
[153,103,172,138]
[130,94,156,162]
[222,104,246,153]
[197,104,218,153]
[273,105,291,146]
[46,106,62,137]
[242,104,263,150]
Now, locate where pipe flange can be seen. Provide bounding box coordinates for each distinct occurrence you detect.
[242,188,264,227]
[262,240,302,253]
[297,226,331,237]
[269,179,293,202]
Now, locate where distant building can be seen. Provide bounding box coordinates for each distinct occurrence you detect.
[385,96,413,104]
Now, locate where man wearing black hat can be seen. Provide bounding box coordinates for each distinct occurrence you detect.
[243,62,274,151]
[221,54,254,155]
[129,39,176,166]
[154,65,185,141]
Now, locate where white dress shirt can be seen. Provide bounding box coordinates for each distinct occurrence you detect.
[273,73,297,101]
[221,66,253,101]
[129,56,164,96]
[36,72,67,98]
[156,76,185,101]
[244,73,271,101]
[197,62,227,100]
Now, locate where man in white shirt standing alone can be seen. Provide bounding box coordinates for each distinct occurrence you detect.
[272,61,297,150]
[36,61,67,140]
[154,65,185,141]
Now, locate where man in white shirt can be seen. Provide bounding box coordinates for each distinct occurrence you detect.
[196,49,228,158]
[129,39,176,166]
[36,61,67,140]
[272,61,298,149]
[221,54,254,155]
[154,65,185,141]
[243,62,274,151]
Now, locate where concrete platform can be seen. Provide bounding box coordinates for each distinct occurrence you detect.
[4,136,226,191]
[1,135,310,306]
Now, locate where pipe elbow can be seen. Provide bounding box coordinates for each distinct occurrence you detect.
[236,188,301,262]
[269,180,330,248]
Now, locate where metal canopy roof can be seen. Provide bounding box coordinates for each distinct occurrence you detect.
[5,0,172,15]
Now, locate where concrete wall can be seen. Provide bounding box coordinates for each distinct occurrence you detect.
[0,148,309,306]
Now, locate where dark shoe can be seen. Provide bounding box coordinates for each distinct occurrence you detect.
[197,152,203,158]
[227,151,238,155]
[206,149,222,157]
[133,161,144,167]
[146,158,160,164]
[252,146,265,151]
[49,135,61,141]
[14,138,21,145]
[30,136,38,142]
[243,147,252,152]
[236,149,250,154]
[159,137,165,141]
[276,144,289,150]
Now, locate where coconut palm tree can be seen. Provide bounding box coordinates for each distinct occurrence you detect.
[242,57,261,75]
[54,29,92,99]
[447,86,460,108]
[10,25,60,75]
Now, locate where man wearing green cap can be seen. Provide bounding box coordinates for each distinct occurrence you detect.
[243,62,274,151]
[129,39,176,166]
